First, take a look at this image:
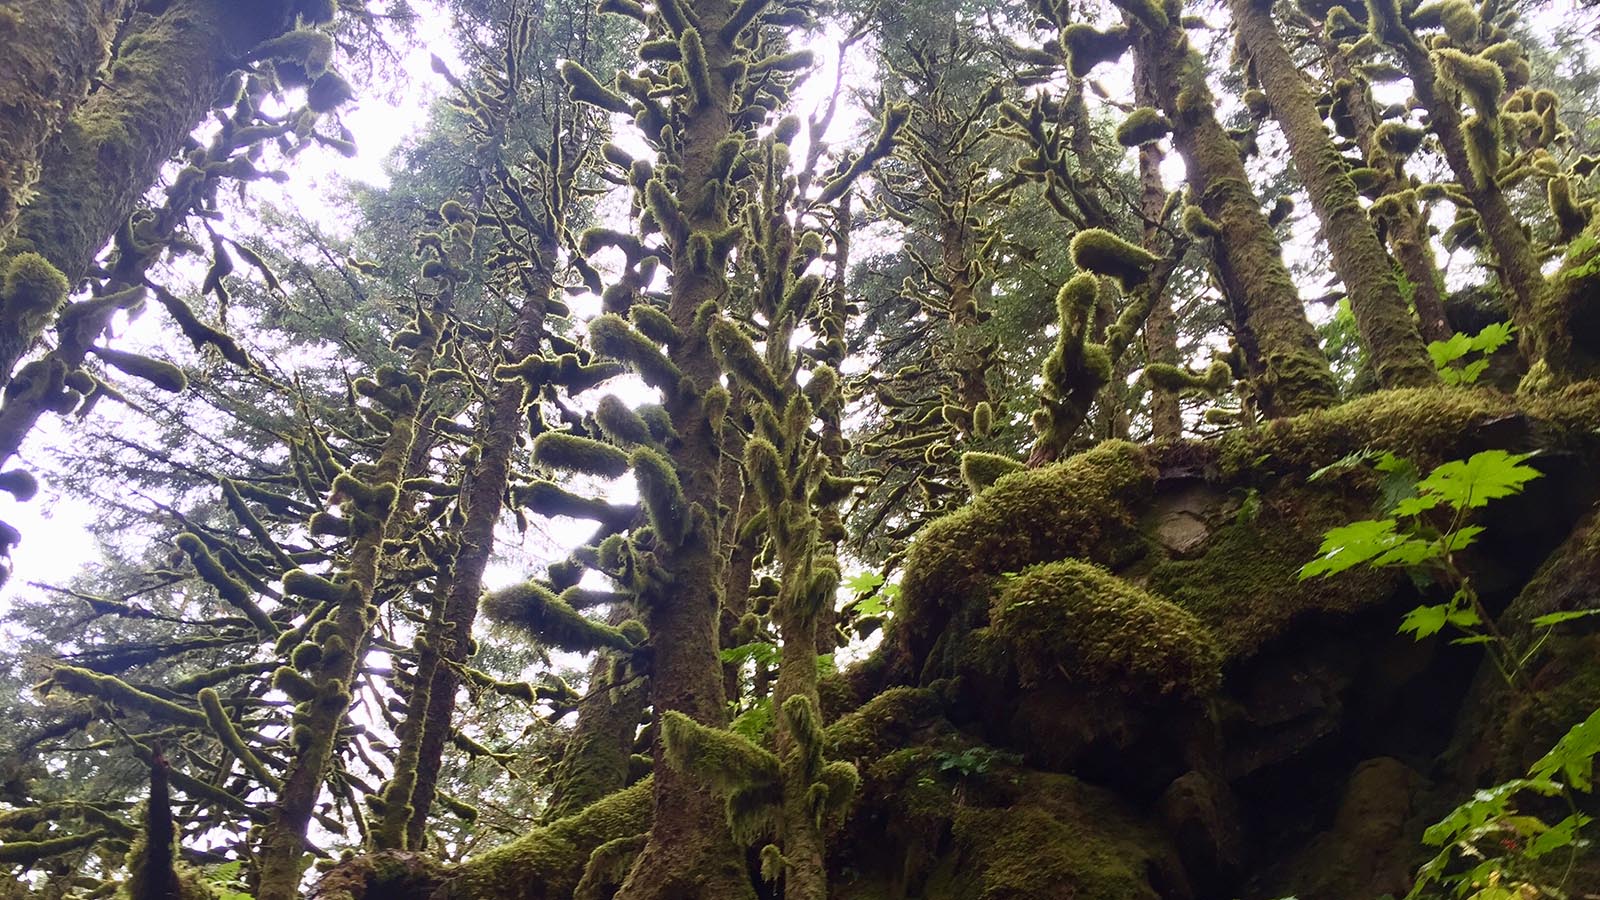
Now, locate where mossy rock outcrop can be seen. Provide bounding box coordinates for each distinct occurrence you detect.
[992,559,1222,698]
[826,688,1191,900]
[870,385,1600,898]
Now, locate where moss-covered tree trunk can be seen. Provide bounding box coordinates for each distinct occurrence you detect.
[375,232,560,851]
[1231,0,1435,388]
[1380,18,1547,343]
[8,0,292,281]
[772,623,826,899]
[0,0,297,450]
[0,0,127,252]
[611,3,756,896]
[256,368,432,898]
[1119,0,1337,417]
[1138,142,1182,438]
[1317,34,1452,344]
[541,621,648,823]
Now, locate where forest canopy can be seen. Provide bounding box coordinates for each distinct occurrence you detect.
[2,0,1600,898]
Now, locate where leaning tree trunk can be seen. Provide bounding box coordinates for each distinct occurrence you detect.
[0,0,297,435]
[1231,0,1436,388]
[1379,18,1548,346]
[1117,0,1338,417]
[1317,31,1452,344]
[0,0,128,253]
[377,231,561,851]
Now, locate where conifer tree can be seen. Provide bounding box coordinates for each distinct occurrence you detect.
[1059,0,1340,416]
[1228,0,1436,388]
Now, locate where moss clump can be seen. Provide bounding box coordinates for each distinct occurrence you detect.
[0,252,69,335]
[824,687,944,761]
[960,451,1025,495]
[1116,107,1172,147]
[1062,24,1131,77]
[1070,228,1158,288]
[1432,48,1504,117]
[481,582,640,653]
[992,560,1222,697]
[899,441,1157,671]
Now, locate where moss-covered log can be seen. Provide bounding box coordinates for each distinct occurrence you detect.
[313,781,653,900]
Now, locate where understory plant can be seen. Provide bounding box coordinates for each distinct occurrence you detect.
[1302,448,1600,897]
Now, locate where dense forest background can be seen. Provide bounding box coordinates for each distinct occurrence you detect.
[3,0,1600,897]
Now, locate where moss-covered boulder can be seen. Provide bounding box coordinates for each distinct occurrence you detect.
[825,688,1191,899]
[898,440,1157,678]
[992,559,1221,698]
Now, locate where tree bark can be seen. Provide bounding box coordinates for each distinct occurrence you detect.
[1121,1,1338,417]
[1231,0,1436,388]
[0,0,128,252]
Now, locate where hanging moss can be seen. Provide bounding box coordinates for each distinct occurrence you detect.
[480,581,639,654]
[0,468,38,501]
[560,60,632,114]
[662,710,781,796]
[630,446,689,548]
[1431,48,1504,116]
[90,345,187,393]
[992,559,1222,697]
[0,253,69,359]
[589,314,682,391]
[531,432,631,479]
[1182,204,1221,238]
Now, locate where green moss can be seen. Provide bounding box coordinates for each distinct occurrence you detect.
[824,687,944,761]
[1062,24,1131,77]
[898,441,1157,673]
[1146,493,1399,658]
[1116,107,1172,147]
[992,560,1222,697]
[1069,228,1158,288]
[531,432,631,479]
[446,780,652,898]
[1215,386,1520,477]
[481,581,639,653]
[1432,48,1504,116]
[960,451,1026,496]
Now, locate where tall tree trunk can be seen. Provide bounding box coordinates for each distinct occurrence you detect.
[375,235,559,851]
[1383,21,1547,343]
[1318,35,1452,344]
[1231,0,1436,388]
[1135,78,1182,439]
[1120,0,1338,417]
[256,322,438,900]
[613,3,756,896]
[0,0,127,252]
